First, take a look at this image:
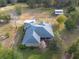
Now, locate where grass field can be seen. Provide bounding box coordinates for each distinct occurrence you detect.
[16,48,62,59]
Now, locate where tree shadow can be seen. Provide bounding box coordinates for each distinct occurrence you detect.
[19,48,55,59]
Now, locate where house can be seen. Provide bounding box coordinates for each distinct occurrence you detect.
[22,20,54,47]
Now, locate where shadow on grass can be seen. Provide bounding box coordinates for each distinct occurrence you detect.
[18,48,55,59]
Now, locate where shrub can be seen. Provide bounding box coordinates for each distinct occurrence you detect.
[5,33,10,38]
[0,11,11,23]
[0,0,6,7]
[67,6,76,13]
[14,5,22,15]
[65,19,77,31]
[68,44,78,54]
[65,11,79,31]
[70,11,79,23]
[26,0,51,8]
[49,40,59,51]
[0,14,10,20]
[68,39,79,55]
[68,39,79,59]
[49,39,62,53]
[73,52,79,59]
[0,49,23,59]
[18,44,26,49]
[56,15,67,24]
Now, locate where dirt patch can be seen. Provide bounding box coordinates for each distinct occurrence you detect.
[60,28,79,48]
[19,12,57,25]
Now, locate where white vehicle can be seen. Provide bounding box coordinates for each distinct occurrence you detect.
[55,9,64,15]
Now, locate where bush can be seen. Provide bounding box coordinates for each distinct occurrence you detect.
[68,44,78,54]
[65,11,79,31]
[65,19,77,31]
[0,49,23,59]
[69,39,79,59]
[26,0,51,8]
[49,36,64,53]
[73,52,79,59]
[5,33,10,38]
[67,6,75,13]
[0,11,11,23]
[49,40,59,51]
[0,14,10,20]
[0,0,6,7]
[56,15,67,24]
[18,44,26,49]
[68,39,79,55]
[15,5,22,15]
[70,11,79,23]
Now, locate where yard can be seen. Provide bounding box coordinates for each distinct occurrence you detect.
[0,3,79,59]
[60,28,79,49]
[15,48,62,59]
[0,23,17,48]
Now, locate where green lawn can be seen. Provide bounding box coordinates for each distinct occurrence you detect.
[17,48,62,59]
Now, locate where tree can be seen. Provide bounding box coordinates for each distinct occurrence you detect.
[8,0,17,4]
[67,6,76,13]
[73,51,79,59]
[26,0,36,8]
[18,0,27,3]
[70,11,79,23]
[0,11,11,23]
[49,36,63,54]
[65,10,79,31]
[68,39,79,59]
[57,15,67,24]
[65,18,77,31]
[26,0,52,8]
[68,44,78,54]
[0,0,7,7]
[68,39,79,54]
[56,15,67,31]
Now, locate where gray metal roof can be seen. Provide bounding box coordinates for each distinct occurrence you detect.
[22,26,40,46]
[22,22,54,46]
